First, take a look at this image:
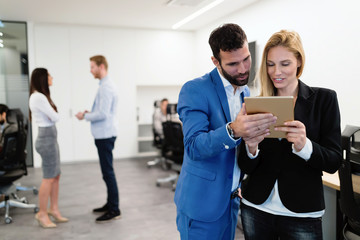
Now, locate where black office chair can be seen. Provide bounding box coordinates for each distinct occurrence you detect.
[339,125,360,239]
[156,104,184,190]
[0,109,38,224]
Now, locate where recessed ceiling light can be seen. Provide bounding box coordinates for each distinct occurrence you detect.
[166,0,206,7]
[172,0,224,30]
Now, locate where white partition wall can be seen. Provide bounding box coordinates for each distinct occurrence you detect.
[194,0,360,130]
[30,23,194,166]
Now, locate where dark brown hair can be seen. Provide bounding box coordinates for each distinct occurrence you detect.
[29,68,57,119]
[0,104,9,115]
[208,23,248,62]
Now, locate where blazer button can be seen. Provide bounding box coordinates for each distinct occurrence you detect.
[224,145,229,149]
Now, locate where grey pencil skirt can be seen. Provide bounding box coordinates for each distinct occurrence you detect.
[35,125,61,179]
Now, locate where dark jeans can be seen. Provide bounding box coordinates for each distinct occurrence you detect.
[95,137,119,212]
[241,203,323,240]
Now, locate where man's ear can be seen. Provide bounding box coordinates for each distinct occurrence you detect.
[211,56,220,69]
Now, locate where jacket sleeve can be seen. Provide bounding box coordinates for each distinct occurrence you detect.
[307,90,342,174]
[177,81,240,161]
[237,140,261,174]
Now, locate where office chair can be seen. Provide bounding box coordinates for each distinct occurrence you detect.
[1,108,38,196]
[0,109,38,224]
[339,125,360,239]
[156,104,184,191]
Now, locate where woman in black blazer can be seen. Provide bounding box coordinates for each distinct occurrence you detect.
[238,30,342,240]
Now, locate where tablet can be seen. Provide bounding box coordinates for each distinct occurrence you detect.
[244,96,294,138]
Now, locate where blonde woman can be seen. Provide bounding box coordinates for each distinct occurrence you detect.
[238,30,342,239]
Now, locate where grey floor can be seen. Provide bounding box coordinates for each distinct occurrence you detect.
[0,157,244,240]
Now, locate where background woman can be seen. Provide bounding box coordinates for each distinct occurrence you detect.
[238,30,342,239]
[29,68,68,228]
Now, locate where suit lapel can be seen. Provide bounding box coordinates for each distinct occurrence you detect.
[210,68,231,122]
[294,80,314,121]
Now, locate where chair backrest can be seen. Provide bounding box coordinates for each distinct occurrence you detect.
[0,109,28,175]
[162,122,184,154]
[339,125,360,235]
[162,103,184,164]
[165,103,180,122]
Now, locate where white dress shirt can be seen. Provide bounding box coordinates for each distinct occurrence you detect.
[29,92,59,127]
[218,69,246,191]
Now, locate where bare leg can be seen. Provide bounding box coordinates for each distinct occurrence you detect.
[37,178,55,225]
[49,175,60,211]
[48,175,68,222]
[49,175,66,219]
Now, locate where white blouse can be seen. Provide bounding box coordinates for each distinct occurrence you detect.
[29,92,59,127]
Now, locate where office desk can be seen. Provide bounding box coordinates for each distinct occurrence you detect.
[323,172,340,191]
[323,171,360,193]
[322,171,360,240]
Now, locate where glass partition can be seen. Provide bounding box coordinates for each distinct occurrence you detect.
[0,20,33,166]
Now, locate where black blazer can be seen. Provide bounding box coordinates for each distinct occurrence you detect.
[238,80,342,213]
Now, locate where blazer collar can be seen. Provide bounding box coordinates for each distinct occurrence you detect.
[294,79,314,118]
[297,79,314,100]
[210,68,231,122]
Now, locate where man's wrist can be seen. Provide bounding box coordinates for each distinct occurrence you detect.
[227,122,239,140]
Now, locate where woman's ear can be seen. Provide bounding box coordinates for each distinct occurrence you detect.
[297,57,302,68]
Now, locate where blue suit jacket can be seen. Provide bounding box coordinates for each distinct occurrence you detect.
[174,68,250,222]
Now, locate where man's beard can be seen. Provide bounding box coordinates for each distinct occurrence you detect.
[0,120,4,125]
[93,73,101,79]
[220,64,249,86]
[92,69,101,79]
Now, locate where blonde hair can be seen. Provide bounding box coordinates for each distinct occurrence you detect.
[90,55,108,70]
[259,30,305,96]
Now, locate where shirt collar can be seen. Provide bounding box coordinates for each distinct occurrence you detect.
[216,68,246,94]
[99,75,109,85]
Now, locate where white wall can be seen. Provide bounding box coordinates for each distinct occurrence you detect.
[27,0,360,166]
[28,23,194,166]
[194,0,360,130]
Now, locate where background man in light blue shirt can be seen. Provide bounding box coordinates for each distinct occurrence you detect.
[76,55,120,223]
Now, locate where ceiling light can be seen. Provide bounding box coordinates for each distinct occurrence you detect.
[172,0,224,30]
[166,0,206,7]
[0,43,4,48]
[0,32,3,36]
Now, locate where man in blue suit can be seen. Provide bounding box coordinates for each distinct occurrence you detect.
[174,24,277,239]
